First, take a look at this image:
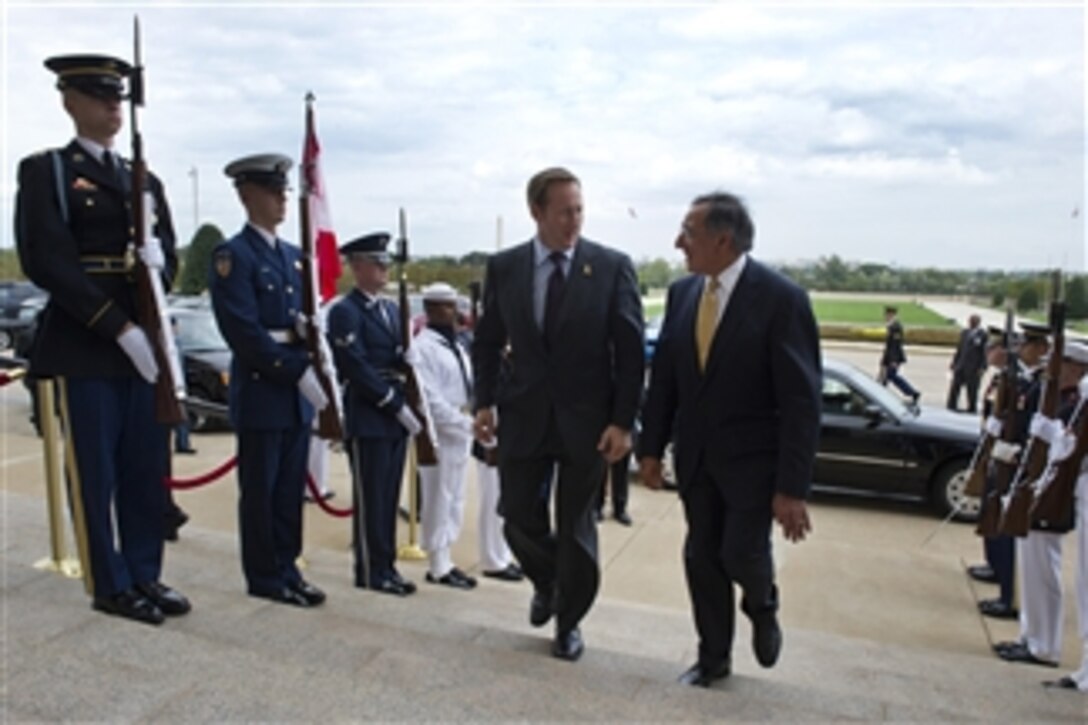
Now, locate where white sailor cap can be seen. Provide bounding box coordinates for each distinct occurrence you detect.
[1063,340,1088,365]
[421,282,458,304]
[224,153,293,190]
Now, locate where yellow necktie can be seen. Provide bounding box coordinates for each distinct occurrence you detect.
[695,278,720,372]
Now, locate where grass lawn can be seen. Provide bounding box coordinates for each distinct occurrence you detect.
[810,299,951,327]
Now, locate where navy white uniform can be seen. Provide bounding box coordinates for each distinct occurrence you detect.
[15,54,187,624]
[209,154,324,606]
[328,238,415,592]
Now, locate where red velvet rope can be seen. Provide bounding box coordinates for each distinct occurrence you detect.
[165,456,237,489]
[306,473,354,518]
[164,456,356,518]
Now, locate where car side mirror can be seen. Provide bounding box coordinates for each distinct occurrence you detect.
[863,404,887,426]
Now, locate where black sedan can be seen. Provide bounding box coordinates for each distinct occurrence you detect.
[816,358,981,520]
[170,307,231,431]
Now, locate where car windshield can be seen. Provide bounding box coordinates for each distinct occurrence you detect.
[831,360,912,418]
[173,312,227,351]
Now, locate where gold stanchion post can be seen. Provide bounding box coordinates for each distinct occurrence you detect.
[33,379,81,578]
[397,439,426,561]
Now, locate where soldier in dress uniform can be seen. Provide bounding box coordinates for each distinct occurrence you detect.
[413,282,478,589]
[880,305,921,404]
[14,54,189,625]
[327,233,422,596]
[209,153,329,608]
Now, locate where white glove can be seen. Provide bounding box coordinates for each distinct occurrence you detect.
[984,416,1003,438]
[1079,373,1088,399]
[1047,430,1077,464]
[117,325,159,383]
[991,440,1022,464]
[1029,413,1064,445]
[137,237,165,270]
[297,366,329,411]
[395,405,423,436]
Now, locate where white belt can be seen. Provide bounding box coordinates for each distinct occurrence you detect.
[267,329,299,344]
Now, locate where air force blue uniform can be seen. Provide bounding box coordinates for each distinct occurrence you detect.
[328,288,410,588]
[209,224,314,597]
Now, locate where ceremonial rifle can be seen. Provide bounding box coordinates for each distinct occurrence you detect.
[964,307,1015,497]
[999,272,1064,536]
[975,308,1020,537]
[1031,394,1088,528]
[298,92,344,440]
[129,16,185,425]
[394,209,437,465]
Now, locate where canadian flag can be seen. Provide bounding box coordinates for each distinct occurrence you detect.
[302,101,342,302]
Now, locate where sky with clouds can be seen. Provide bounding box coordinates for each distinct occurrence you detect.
[1,1,1084,271]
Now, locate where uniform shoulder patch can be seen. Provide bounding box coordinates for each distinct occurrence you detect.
[214,248,233,277]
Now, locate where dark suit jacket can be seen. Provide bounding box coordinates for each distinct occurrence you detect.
[882,320,906,366]
[15,140,177,377]
[472,237,644,460]
[639,258,821,504]
[327,290,410,440]
[952,326,988,375]
[208,226,313,431]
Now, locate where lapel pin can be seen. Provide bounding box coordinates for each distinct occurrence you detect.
[583,264,592,277]
[72,152,85,162]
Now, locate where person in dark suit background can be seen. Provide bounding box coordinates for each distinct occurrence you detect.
[472,167,644,661]
[880,305,920,404]
[209,153,329,608]
[947,314,988,413]
[15,53,189,625]
[639,191,821,687]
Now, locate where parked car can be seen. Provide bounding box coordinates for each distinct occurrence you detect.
[816,358,980,520]
[170,307,231,431]
[0,282,45,351]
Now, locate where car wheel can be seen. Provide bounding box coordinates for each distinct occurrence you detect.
[932,460,979,522]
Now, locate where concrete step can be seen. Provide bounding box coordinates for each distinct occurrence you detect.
[3,491,1085,722]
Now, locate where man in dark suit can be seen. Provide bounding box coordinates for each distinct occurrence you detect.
[880,306,920,404]
[209,153,329,608]
[472,167,644,661]
[15,54,189,625]
[947,314,988,413]
[639,191,821,686]
[327,232,423,596]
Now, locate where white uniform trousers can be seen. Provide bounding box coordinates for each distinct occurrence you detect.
[1069,472,1088,690]
[476,460,514,572]
[420,439,470,578]
[1017,530,1064,663]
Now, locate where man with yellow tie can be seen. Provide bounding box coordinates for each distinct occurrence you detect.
[639,191,822,687]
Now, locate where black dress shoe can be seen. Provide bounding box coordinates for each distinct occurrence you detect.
[483,563,524,582]
[391,571,417,594]
[163,507,189,542]
[93,589,165,625]
[530,589,554,627]
[751,614,782,668]
[175,448,197,455]
[288,580,326,606]
[552,627,584,661]
[967,564,998,584]
[250,586,311,607]
[678,660,731,687]
[426,568,477,589]
[374,578,414,597]
[135,581,191,616]
[995,642,1058,668]
[614,511,633,526]
[1043,675,1080,690]
[979,598,1019,619]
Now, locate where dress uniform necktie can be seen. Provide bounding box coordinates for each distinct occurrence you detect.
[695,277,721,372]
[543,251,566,347]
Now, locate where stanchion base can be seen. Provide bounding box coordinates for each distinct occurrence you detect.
[33,557,82,579]
[397,544,426,561]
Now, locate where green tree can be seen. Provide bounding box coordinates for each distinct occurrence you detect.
[1066,275,1088,319]
[637,258,673,290]
[177,223,225,295]
[1016,285,1040,312]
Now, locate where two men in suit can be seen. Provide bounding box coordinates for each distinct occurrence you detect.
[639,192,821,686]
[472,167,644,661]
[209,153,329,608]
[15,54,190,625]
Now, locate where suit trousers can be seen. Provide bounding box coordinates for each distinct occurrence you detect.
[499,413,605,632]
[947,369,982,413]
[236,427,309,596]
[476,461,514,572]
[1017,531,1064,662]
[60,377,167,598]
[680,468,776,667]
[596,452,631,515]
[348,435,407,587]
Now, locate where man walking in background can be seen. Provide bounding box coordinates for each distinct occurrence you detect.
[880,305,920,405]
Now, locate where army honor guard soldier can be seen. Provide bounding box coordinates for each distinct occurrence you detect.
[209,153,329,608]
[14,54,189,624]
[327,233,423,596]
